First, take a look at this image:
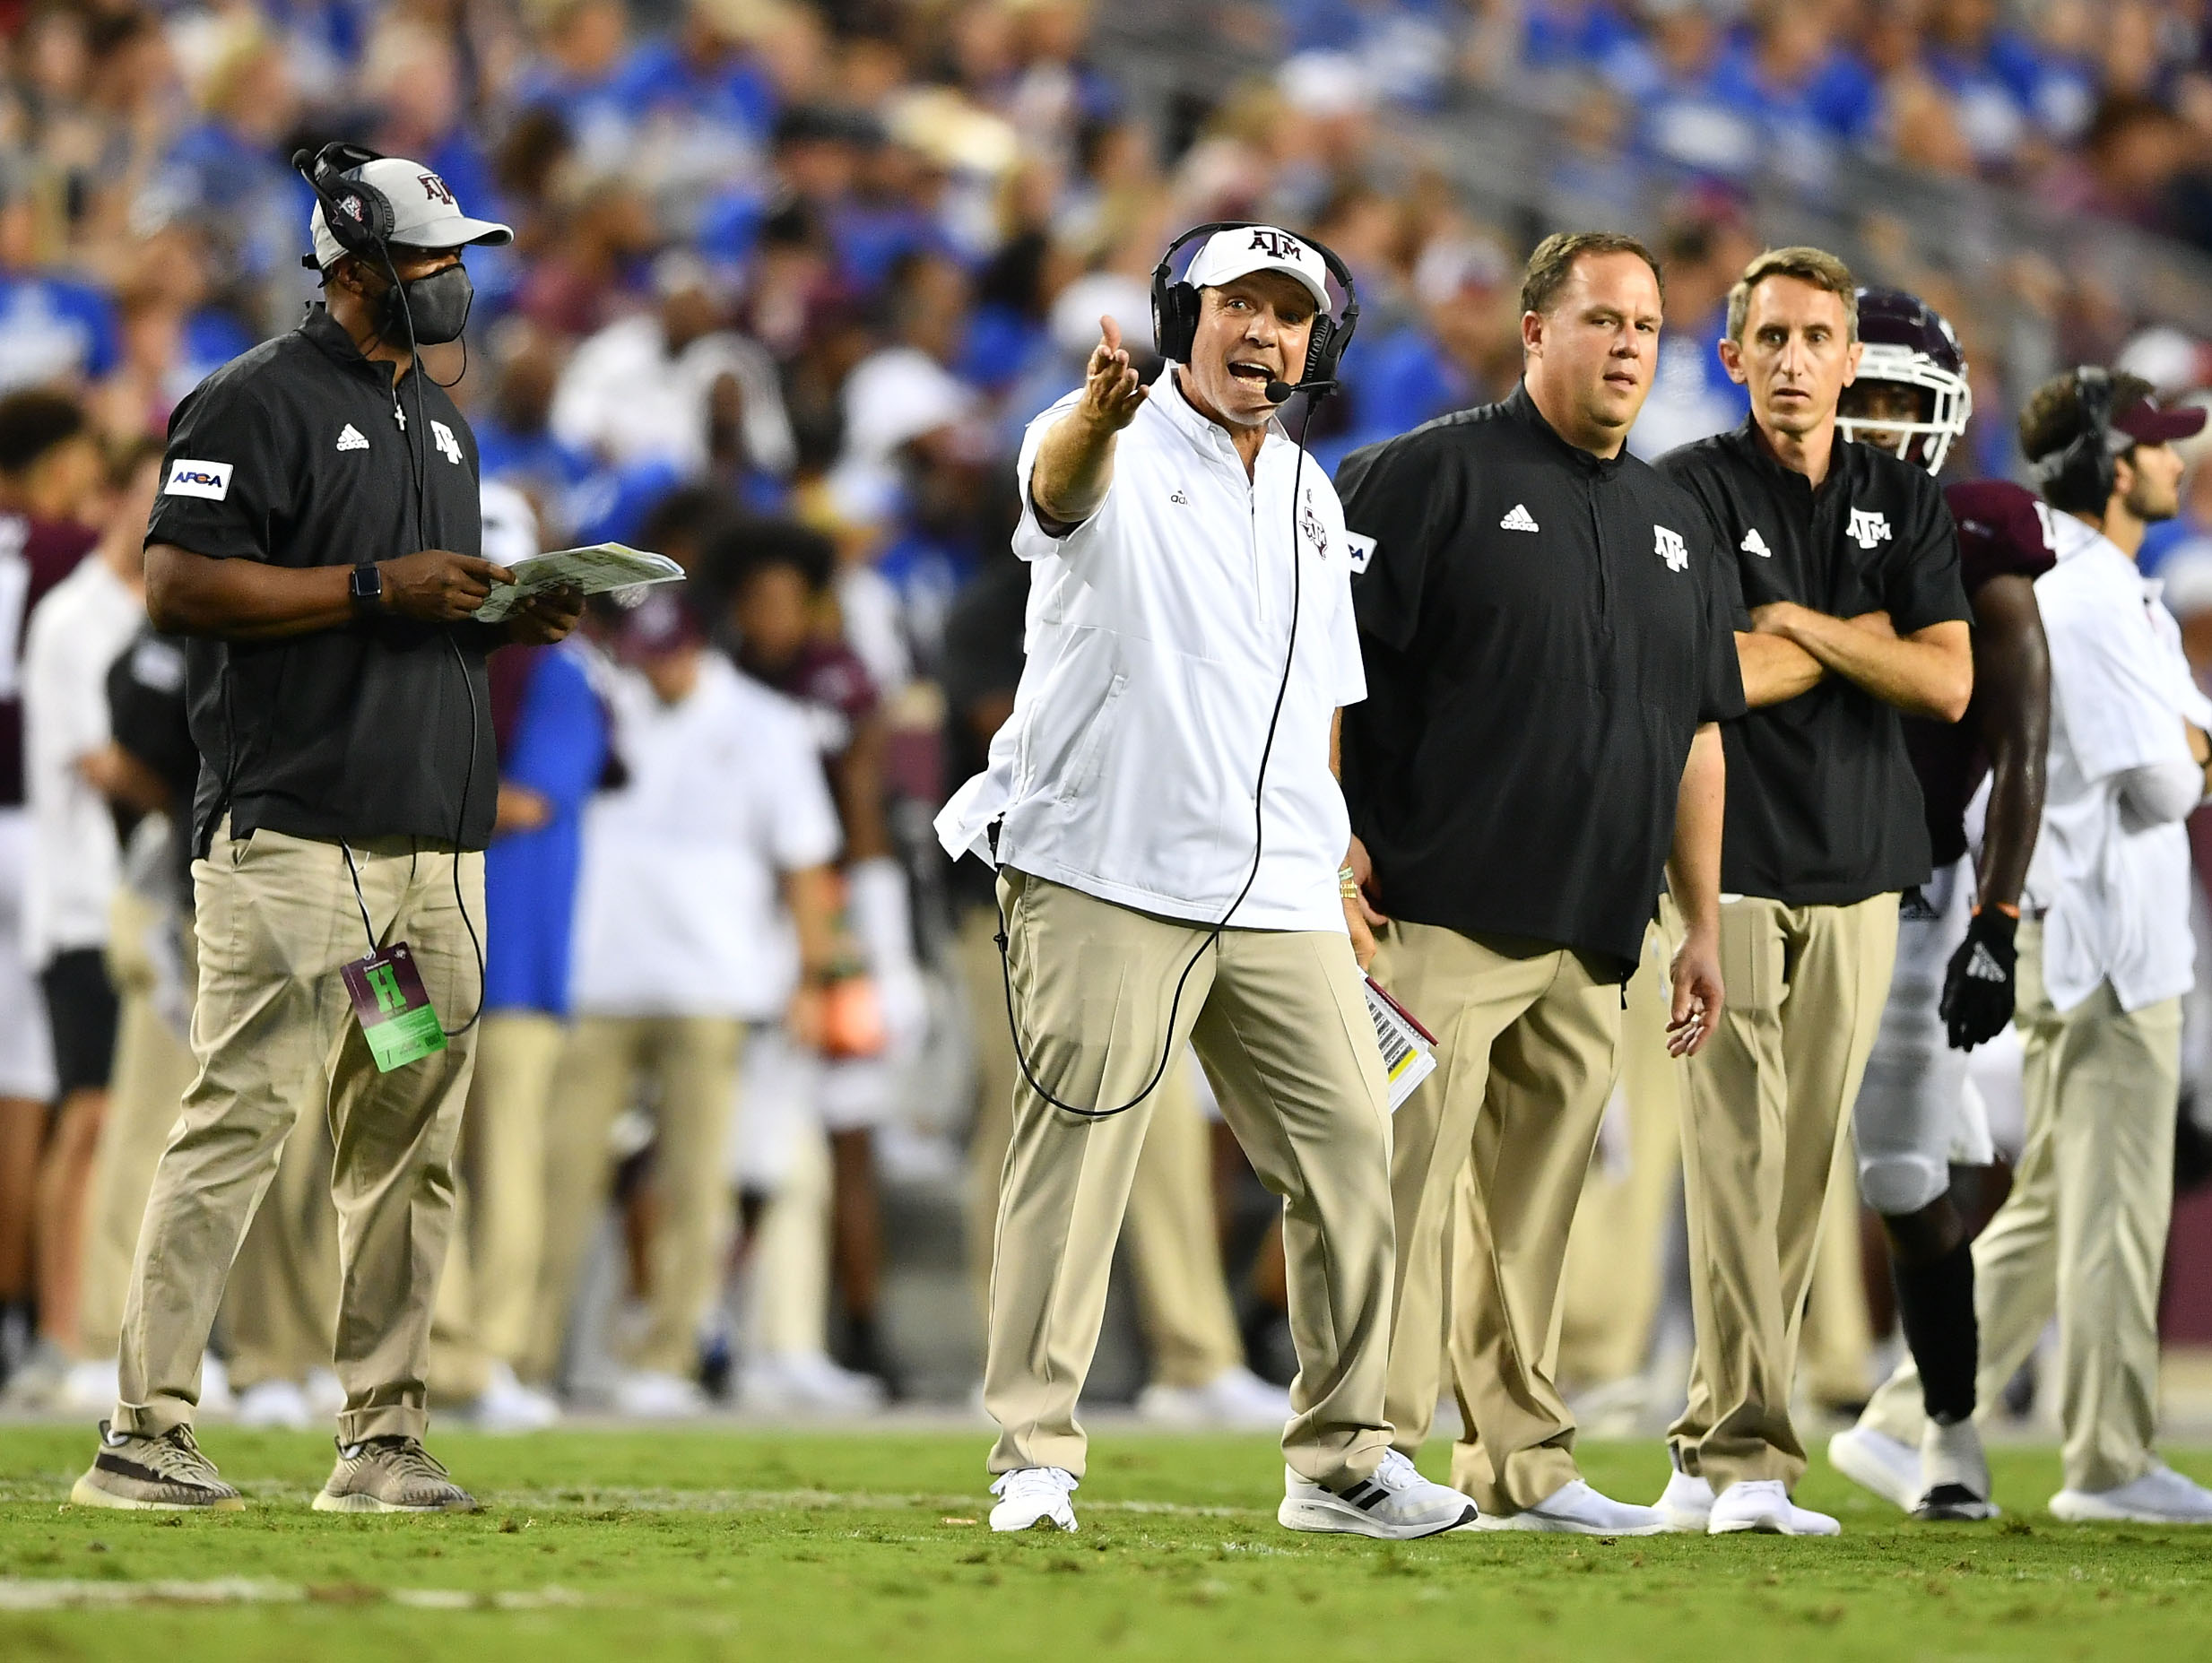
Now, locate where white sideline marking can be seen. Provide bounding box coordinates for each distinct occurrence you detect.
[0,1578,586,1611]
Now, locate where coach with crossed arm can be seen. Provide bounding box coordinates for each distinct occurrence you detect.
[1338,230,1740,1536]
[71,150,580,1517]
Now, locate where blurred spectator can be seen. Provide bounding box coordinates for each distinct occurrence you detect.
[0,173,116,392]
[1626,208,1756,459]
[532,589,841,1415]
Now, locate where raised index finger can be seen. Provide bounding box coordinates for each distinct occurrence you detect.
[1099,314,1122,355]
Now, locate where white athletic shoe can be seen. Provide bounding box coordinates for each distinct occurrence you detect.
[1278,1449,1479,1539]
[234,1378,313,1431]
[1652,1464,1715,1533]
[1468,1477,1666,1535]
[2050,1462,2212,1524]
[737,1351,888,1416]
[467,1362,560,1433]
[612,1369,708,1420]
[1827,1425,1921,1512]
[1915,1419,1998,1520]
[1135,1366,1291,1431]
[1707,1478,1841,1537]
[989,1467,1079,1533]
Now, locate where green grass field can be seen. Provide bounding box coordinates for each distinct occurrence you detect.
[3,1425,2209,1660]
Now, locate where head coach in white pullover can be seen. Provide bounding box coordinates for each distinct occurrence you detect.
[937,224,1478,1539]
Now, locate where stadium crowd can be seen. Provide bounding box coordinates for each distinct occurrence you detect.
[5,0,2212,1500]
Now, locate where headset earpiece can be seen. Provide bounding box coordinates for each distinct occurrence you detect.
[294,142,396,269]
[1149,220,1359,388]
[2034,365,2121,513]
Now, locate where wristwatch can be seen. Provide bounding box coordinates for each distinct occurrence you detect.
[349,561,384,617]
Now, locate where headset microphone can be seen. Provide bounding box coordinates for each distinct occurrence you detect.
[1264,376,1337,404]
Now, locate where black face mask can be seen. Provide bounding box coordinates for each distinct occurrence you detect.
[375,263,473,347]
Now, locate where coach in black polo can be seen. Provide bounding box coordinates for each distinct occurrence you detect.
[1649,247,1971,1537]
[1338,230,1741,1535]
[74,152,582,1519]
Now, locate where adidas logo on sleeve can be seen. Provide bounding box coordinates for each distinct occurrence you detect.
[1499,504,1539,533]
[336,424,369,452]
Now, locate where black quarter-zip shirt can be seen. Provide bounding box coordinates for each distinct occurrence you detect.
[1655,420,1970,905]
[1337,384,1746,973]
[145,305,496,857]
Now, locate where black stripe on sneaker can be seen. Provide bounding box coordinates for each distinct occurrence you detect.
[91,1451,215,1493]
[1337,1480,1378,1507]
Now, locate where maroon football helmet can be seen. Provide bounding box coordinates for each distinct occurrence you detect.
[1840,287,1973,473]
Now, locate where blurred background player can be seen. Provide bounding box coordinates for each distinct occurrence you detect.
[1826,289,2052,1522]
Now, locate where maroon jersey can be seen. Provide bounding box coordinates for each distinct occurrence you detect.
[1904,480,2060,867]
[767,639,878,766]
[0,513,100,807]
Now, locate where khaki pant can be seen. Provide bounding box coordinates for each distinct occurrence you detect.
[455,1009,565,1368]
[221,1103,337,1390]
[1859,922,2179,1494]
[78,887,197,1360]
[528,1014,744,1382]
[1798,1130,1876,1407]
[957,905,1244,1390]
[985,870,1393,1485]
[1370,920,1624,1513]
[1670,892,1897,1491]
[116,824,482,1443]
[1559,914,1685,1390]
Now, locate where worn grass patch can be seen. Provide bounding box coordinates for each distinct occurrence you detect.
[0,1426,2207,1659]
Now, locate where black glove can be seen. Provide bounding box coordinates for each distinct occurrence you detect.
[1939,905,2018,1051]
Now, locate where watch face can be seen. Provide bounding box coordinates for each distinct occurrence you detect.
[351,564,380,603]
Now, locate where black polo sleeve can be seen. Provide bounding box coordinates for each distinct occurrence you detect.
[1691,512,1748,725]
[1883,472,1971,637]
[144,372,292,564]
[1339,430,1446,654]
[1656,450,1754,630]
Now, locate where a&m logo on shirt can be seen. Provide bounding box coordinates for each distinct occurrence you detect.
[430,420,464,465]
[1300,488,1327,558]
[1848,507,1892,550]
[1653,524,1688,572]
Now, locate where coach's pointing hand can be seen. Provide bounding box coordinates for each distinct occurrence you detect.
[1080,316,1147,431]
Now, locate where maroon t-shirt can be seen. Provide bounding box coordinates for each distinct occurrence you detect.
[1904,480,2060,867]
[0,514,100,807]
[766,639,878,766]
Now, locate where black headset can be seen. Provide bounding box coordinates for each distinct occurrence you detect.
[993,227,1361,1121]
[2030,365,2125,512]
[293,142,396,270]
[1150,221,1359,397]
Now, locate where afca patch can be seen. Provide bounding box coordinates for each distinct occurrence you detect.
[164,459,232,501]
[1345,530,1375,574]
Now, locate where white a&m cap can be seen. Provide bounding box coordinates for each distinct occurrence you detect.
[1181,225,1332,310]
[311,157,514,269]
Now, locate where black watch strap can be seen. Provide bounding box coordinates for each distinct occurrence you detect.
[350,561,383,615]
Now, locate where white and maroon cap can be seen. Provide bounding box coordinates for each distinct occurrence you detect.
[1181,225,1332,311]
[310,156,513,269]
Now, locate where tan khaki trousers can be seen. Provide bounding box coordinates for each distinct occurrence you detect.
[1670,893,1897,1491]
[455,1009,565,1367]
[1859,922,2179,1494]
[116,824,481,1443]
[528,1014,743,1382]
[221,1102,337,1390]
[985,871,1394,1485]
[1369,920,1624,1513]
[957,905,1244,1390]
[78,887,197,1360]
[1798,1130,1876,1407]
[1559,913,1684,1390]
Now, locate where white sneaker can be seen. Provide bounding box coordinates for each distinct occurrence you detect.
[737,1351,887,1416]
[1916,1418,1998,1520]
[468,1362,560,1433]
[1708,1478,1841,1537]
[1135,1366,1291,1431]
[61,1356,119,1416]
[1827,1424,1921,1512]
[304,1369,345,1418]
[1652,1465,1714,1532]
[2050,1461,2212,1524]
[990,1467,1078,1532]
[1278,1449,1478,1539]
[234,1378,312,1430]
[612,1369,708,1419]
[1470,1477,1666,1535]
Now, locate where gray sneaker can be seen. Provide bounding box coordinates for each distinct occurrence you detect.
[71,1420,245,1511]
[313,1434,477,1513]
